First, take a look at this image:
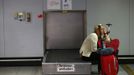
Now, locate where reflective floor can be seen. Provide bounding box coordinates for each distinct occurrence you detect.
[0,64,133,75]
[91,64,132,75]
[0,66,42,75]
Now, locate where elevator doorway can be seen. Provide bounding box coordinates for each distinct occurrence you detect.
[45,11,86,50]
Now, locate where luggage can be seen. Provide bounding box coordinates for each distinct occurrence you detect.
[97,39,119,75]
[97,48,114,55]
[98,39,119,54]
[100,55,119,75]
[105,39,119,54]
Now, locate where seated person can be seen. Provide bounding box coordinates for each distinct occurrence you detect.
[79,24,119,73]
[97,24,120,57]
[79,24,106,62]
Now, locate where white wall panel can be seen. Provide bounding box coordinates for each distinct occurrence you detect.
[0,0,4,57]
[130,0,134,55]
[87,0,130,55]
[4,0,43,57]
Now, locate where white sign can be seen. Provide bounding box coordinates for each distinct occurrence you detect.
[57,64,75,72]
[47,0,61,10]
[62,0,72,10]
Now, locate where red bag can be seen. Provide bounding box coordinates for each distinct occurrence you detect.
[98,39,120,54]
[105,39,119,54]
[98,39,119,75]
[101,55,119,75]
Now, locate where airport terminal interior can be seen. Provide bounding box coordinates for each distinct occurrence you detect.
[0,0,134,75]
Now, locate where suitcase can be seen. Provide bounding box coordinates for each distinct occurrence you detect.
[98,39,120,54]
[98,39,119,75]
[100,55,119,75]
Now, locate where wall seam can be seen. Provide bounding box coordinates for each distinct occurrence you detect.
[129,0,133,55]
[3,0,6,57]
[129,0,131,55]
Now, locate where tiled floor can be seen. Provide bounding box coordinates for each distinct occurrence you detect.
[121,64,134,75]
[118,65,128,75]
[0,64,133,75]
[91,65,128,75]
[128,64,134,70]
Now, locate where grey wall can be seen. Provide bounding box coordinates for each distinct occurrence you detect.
[44,0,86,11]
[3,0,44,57]
[72,0,86,10]
[87,0,130,55]
[130,0,134,55]
[0,0,4,57]
[43,0,133,55]
[0,0,134,57]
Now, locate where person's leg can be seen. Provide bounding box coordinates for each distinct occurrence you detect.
[81,56,91,61]
[81,52,101,73]
[90,52,101,73]
[81,53,98,62]
[97,54,101,74]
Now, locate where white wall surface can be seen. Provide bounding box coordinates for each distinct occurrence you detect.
[4,0,44,57]
[0,0,4,57]
[87,0,130,55]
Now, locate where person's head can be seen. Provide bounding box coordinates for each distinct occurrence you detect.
[94,24,106,36]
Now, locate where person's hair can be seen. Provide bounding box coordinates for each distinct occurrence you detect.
[94,24,109,34]
[94,24,105,33]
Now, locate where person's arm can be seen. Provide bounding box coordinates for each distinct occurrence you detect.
[79,35,91,54]
[90,33,98,52]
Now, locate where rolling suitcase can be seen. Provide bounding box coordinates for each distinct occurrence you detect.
[98,39,120,54]
[97,39,119,75]
[100,55,119,75]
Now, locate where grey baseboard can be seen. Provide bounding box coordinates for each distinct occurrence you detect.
[0,57,43,66]
[0,55,134,66]
[118,55,134,64]
[91,55,134,64]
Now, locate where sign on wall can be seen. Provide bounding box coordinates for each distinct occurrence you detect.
[47,0,61,10]
[62,0,72,10]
